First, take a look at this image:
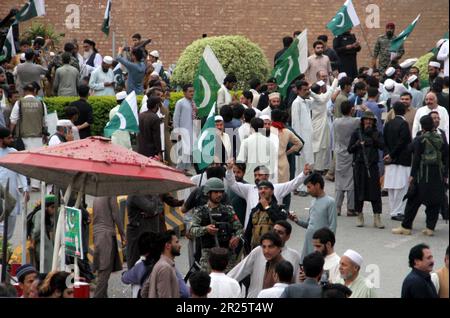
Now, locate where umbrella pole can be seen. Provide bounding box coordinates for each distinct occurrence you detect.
[51,183,72,271]
[39,182,46,273]
[0,196,8,283]
[21,193,27,266]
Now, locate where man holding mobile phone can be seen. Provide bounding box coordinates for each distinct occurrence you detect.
[48,120,74,146]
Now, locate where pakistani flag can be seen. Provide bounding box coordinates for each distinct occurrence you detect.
[101,0,112,36]
[193,104,217,171]
[272,29,308,99]
[390,14,421,52]
[15,0,46,22]
[104,91,139,137]
[326,0,360,36]
[193,46,226,118]
[0,27,16,60]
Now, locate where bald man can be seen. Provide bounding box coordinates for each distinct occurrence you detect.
[412,92,449,141]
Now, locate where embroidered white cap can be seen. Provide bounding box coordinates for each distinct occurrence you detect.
[343,249,363,267]
[115,91,127,101]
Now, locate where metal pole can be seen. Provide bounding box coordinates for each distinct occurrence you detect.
[21,194,27,266]
[112,31,116,58]
[39,181,45,272]
[73,191,83,284]
[359,24,374,59]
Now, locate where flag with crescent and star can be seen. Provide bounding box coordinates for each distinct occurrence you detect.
[327,0,360,36]
[104,91,139,137]
[193,45,226,118]
[271,29,308,99]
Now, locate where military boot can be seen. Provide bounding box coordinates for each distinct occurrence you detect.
[356,213,364,227]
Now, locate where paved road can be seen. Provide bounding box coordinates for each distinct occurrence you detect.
[9,180,448,298]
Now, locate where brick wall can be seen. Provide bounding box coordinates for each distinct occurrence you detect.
[1,0,448,72]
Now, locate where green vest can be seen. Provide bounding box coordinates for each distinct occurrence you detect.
[19,97,44,138]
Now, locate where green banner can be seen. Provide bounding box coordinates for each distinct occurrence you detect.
[65,207,84,259]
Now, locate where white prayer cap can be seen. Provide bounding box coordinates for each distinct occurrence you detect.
[149,50,160,58]
[429,61,441,69]
[400,58,418,69]
[337,72,347,80]
[268,92,281,100]
[385,67,395,77]
[103,56,113,65]
[316,80,326,87]
[49,52,55,57]
[436,39,447,48]
[20,53,26,61]
[115,91,127,101]
[57,119,72,127]
[384,79,396,90]
[150,71,159,77]
[343,249,363,267]
[407,75,418,85]
[260,115,271,121]
[214,115,224,122]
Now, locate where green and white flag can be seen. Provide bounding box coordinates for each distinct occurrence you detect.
[104,91,139,137]
[193,103,217,171]
[65,206,83,259]
[390,14,421,52]
[326,0,360,36]
[272,29,308,99]
[101,0,112,36]
[0,26,16,60]
[15,0,46,22]
[193,46,226,118]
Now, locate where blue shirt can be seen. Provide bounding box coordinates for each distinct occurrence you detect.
[176,268,190,298]
[116,57,146,95]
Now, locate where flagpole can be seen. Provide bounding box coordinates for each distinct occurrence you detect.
[359,24,373,59]
[112,31,116,58]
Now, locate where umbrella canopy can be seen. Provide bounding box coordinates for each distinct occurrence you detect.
[0,137,194,196]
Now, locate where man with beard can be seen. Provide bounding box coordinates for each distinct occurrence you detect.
[312,228,341,284]
[337,249,375,298]
[333,28,361,79]
[386,92,417,133]
[257,78,279,111]
[347,112,384,229]
[217,74,237,111]
[80,39,102,78]
[244,181,288,252]
[401,244,438,298]
[47,42,80,76]
[305,41,332,84]
[225,160,311,231]
[427,61,442,90]
[89,56,115,96]
[190,178,243,272]
[147,230,183,298]
[261,92,281,119]
[372,23,405,72]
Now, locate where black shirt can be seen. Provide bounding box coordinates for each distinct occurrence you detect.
[70,99,93,139]
[401,268,438,298]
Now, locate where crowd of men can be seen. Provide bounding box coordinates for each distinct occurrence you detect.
[0,22,449,299]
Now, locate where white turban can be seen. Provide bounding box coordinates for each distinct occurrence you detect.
[343,249,363,267]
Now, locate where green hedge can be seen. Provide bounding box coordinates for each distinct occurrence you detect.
[44,93,184,136]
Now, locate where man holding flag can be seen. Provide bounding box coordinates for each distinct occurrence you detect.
[104,91,139,150]
[372,22,406,72]
[327,0,361,79]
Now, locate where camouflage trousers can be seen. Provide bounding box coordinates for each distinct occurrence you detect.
[199,248,239,273]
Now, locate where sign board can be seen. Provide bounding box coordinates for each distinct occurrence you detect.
[64,207,84,259]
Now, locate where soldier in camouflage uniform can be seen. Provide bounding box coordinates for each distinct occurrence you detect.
[190,178,244,273]
[47,43,81,77]
[372,23,405,73]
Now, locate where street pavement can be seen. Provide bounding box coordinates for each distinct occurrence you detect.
[10,179,449,298]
